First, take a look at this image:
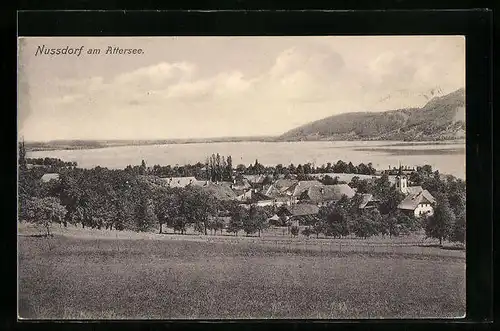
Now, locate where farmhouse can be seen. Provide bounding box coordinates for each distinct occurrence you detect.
[234,189,253,202]
[278,203,320,227]
[358,193,381,210]
[299,184,356,206]
[197,181,238,201]
[242,174,268,187]
[230,177,252,190]
[264,179,298,198]
[291,181,324,199]
[397,190,436,217]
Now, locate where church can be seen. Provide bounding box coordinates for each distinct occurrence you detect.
[395,174,436,218]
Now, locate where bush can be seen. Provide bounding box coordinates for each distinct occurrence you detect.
[290,225,300,237]
[301,227,312,237]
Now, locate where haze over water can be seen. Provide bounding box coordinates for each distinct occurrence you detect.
[27,141,466,179]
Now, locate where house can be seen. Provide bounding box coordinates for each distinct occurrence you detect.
[278,203,320,227]
[267,214,280,225]
[263,179,298,201]
[198,182,238,201]
[231,177,252,190]
[358,194,380,210]
[291,181,324,199]
[299,184,356,206]
[397,190,436,217]
[242,174,267,186]
[40,173,60,183]
[234,189,253,202]
[160,176,197,188]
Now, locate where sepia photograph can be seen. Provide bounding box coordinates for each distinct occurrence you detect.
[17,36,466,319]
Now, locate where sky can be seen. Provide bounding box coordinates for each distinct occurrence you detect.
[17,36,465,141]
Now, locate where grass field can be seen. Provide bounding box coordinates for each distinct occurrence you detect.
[18,228,465,320]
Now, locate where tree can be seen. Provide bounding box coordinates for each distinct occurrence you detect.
[317,203,348,238]
[351,213,378,239]
[225,155,233,182]
[18,139,27,170]
[208,216,226,235]
[381,214,398,237]
[236,164,246,173]
[135,197,157,232]
[425,194,456,245]
[140,160,147,175]
[25,197,67,236]
[450,210,466,244]
[378,187,404,215]
[290,225,299,237]
[302,227,313,238]
[321,175,339,185]
[347,162,357,174]
[243,204,268,237]
[154,188,180,234]
[183,186,218,235]
[227,205,246,236]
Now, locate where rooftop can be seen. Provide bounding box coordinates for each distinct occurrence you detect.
[398,190,436,210]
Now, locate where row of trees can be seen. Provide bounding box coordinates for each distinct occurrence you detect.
[115,159,379,181]
[25,157,77,168]
[236,160,377,177]
[18,161,273,237]
[297,195,419,240]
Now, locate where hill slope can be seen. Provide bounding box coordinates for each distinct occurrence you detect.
[280,88,465,141]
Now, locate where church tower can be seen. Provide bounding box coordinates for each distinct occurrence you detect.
[395,161,408,194]
[395,175,408,194]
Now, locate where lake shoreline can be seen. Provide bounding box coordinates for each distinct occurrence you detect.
[26,140,466,179]
[25,138,466,152]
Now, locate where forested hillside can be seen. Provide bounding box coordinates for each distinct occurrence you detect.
[281,88,465,141]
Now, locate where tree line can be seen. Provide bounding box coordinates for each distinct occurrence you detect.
[120,157,378,180]
[25,157,78,168]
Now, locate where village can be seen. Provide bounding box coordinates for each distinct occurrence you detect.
[149,169,436,228]
[30,154,443,240]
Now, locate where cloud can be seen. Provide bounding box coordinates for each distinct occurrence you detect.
[19,36,465,140]
[114,61,195,88]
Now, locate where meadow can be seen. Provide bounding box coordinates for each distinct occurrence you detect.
[18,228,466,320]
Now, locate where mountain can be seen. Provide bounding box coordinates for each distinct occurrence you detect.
[280,88,465,141]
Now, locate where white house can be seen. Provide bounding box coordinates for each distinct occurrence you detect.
[395,175,436,217]
[397,190,436,217]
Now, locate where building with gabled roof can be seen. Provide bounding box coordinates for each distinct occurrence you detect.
[358,193,380,210]
[291,180,324,198]
[196,181,238,201]
[278,203,320,226]
[300,184,356,206]
[397,189,436,217]
[263,179,298,198]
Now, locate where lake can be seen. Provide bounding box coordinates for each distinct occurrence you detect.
[27,140,466,179]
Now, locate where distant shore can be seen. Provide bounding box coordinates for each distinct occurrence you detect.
[25,138,466,152]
